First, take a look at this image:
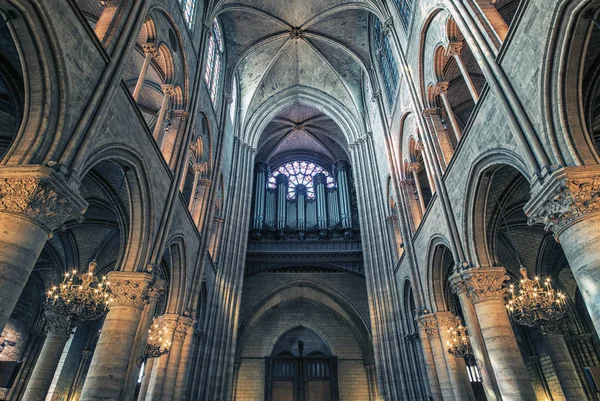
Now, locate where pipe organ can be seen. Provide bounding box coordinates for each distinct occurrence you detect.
[252,160,353,233]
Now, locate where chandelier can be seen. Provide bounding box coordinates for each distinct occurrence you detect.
[446,323,474,360]
[138,319,171,366]
[46,261,111,322]
[505,267,567,327]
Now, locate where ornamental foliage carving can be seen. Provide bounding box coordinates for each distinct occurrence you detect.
[0,177,85,232]
[418,316,439,339]
[528,175,600,233]
[45,311,72,338]
[461,268,509,303]
[108,277,163,309]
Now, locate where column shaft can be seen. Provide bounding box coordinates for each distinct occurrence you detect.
[543,333,587,400]
[133,46,155,102]
[22,313,72,401]
[153,85,174,146]
[79,272,157,401]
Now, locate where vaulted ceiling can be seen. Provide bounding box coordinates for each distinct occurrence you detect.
[216,0,380,153]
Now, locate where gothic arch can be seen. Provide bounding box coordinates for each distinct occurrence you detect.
[162,236,188,315]
[463,150,530,267]
[0,2,66,165]
[426,236,456,313]
[79,145,153,273]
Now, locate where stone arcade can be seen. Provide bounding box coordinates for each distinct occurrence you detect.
[0,0,599,400]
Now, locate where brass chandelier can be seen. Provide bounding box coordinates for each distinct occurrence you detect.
[46,260,112,322]
[446,323,474,359]
[505,266,567,328]
[138,319,171,366]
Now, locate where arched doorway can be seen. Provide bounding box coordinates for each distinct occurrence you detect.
[266,327,339,401]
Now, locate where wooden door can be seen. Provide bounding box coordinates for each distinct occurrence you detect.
[306,381,331,401]
[272,381,295,401]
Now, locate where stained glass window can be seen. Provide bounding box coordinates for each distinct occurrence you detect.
[392,0,413,30]
[204,19,223,106]
[181,0,196,29]
[268,161,335,200]
[374,20,399,108]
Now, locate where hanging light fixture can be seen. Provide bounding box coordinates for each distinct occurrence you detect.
[46,260,112,321]
[446,323,474,359]
[505,266,567,327]
[137,318,171,366]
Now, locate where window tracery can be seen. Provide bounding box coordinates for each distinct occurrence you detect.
[180,0,196,29]
[204,19,223,105]
[268,161,335,200]
[392,0,413,30]
[374,20,399,107]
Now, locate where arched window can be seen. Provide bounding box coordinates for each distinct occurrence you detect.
[374,20,399,108]
[392,0,413,30]
[204,18,223,105]
[180,0,196,29]
[268,161,335,200]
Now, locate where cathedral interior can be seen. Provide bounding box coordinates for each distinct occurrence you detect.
[1,0,600,400]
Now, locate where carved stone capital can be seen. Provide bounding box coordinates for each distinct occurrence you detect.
[422,107,440,118]
[448,272,468,296]
[408,162,421,173]
[435,311,460,328]
[44,311,72,338]
[174,317,194,342]
[142,43,158,57]
[199,178,212,187]
[173,110,189,120]
[0,166,87,234]
[445,41,463,57]
[433,81,449,96]
[525,166,600,237]
[192,163,205,174]
[417,314,439,339]
[161,84,175,96]
[459,267,509,304]
[106,272,156,310]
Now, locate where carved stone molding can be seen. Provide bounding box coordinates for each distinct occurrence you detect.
[448,272,468,296]
[44,311,72,338]
[459,267,509,304]
[525,167,600,237]
[0,167,87,233]
[434,81,449,96]
[142,43,158,57]
[161,84,175,96]
[422,108,441,118]
[174,317,194,342]
[435,311,460,328]
[106,272,156,309]
[199,179,212,187]
[445,41,463,57]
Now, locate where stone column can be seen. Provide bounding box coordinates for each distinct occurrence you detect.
[79,272,157,401]
[137,357,155,401]
[209,217,224,260]
[436,312,476,401]
[188,163,204,210]
[192,178,212,229]
[525,167,600,338]
[416,313,443,401]
[449,272,499,401]
[417,314,454,401]
[540,327,587,400]
[446,42,479,103]
[460,267,537,400]
[172,319,197,401]
[153,84,174,145]
[435,82,462,140]
[146,314,178,401]
[252,163,268,230]
[133,43,158,101]
[422,108,454,166]
[162,110,190,168]
[409,162,427,214]
[160,317,194,401]
[22,312,72,401]
[0,167,87,334]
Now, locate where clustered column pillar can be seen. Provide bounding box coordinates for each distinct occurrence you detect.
[21,312,72,401]
[160,316,194,401]
[334,160,352,228]
[0,168,87,334]
[459,267,536,400]
[422,108,455,166]
[416,313,443,401]
[252,163,268,229]
[79,272,160,401]
[314,173,328,229]
[276,174,288,230]
[409,162,427,215]
[192,178,212,229]
[133,43,158,102]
